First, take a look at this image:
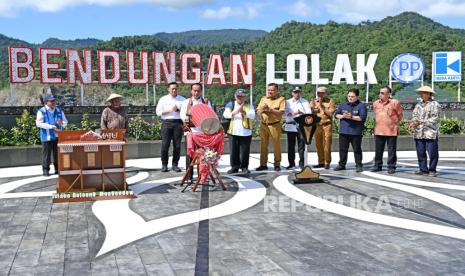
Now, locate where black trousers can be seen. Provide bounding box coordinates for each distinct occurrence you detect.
[287,131,305,167]
[186,138,194,180]
[338,134,363,167]
[42,139,58,171]
[415,138,439,173]
[374,135,397,169]
[161,119,183,166]
[229,135,252,170]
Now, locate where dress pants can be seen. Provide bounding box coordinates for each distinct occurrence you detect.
[259,123,282,167]
[314,123,333,165]
[161,119,183,166]
[42,139,58,173]
[374,135,397,170]
[229,135,252,170]
[414,138,439,173]
[338,134,363,167]
[287,131,305,167]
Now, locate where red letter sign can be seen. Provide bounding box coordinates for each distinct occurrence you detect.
[9,46,35,83]
[98,50,121,84]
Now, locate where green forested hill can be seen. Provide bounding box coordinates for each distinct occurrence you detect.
[2,12,465,105]
[154,29,267,46]
[250,12,465,103]
[0,34,31,62]
[40,38,101,49]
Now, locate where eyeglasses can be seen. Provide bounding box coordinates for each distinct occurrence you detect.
[379,92,386,95]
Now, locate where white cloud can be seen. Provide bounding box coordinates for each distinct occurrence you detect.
[201,3,266,20]
[202,6,242,19]
[421,0,465,17]
[287,0,312,17]
[246,4,262,19]
[0,0,214,17]
[321,0,465,22]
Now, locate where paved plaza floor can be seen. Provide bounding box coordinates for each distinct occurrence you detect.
[0,151,465,275]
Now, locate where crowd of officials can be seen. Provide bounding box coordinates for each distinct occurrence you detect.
[36,83,441,177]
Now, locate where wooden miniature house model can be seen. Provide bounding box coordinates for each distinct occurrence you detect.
[54,129,132,202]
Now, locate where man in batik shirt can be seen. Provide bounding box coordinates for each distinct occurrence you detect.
[408,86,441,177]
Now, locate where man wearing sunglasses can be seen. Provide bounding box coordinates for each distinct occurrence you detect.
[372,86,403,174]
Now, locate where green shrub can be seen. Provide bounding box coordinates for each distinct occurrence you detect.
[10,110,40,145]
[128,114,150,141]
[440,117,463,135]
[81,113,99,130]
[332,118,339,135]
[66,123,79,130]
[0,127,14,146]
[147,121,162,140]
[399,119,410,135]
[363,117,375,136]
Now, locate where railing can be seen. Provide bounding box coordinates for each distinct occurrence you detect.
[2,102,465,115]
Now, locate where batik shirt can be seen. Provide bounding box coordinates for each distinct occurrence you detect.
[411,100,441,139]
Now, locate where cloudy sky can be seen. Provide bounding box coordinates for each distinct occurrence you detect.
[1,0,465,43]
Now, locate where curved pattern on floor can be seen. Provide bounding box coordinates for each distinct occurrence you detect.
[274,175,465,241]
[92,175,267,257]
[320,173,465,219]
[0,172,149,199]
[362,171,465,191]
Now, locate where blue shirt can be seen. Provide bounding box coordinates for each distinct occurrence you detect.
[336,100,367,136]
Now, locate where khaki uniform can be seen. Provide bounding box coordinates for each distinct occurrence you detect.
[257,96,285,167]
[312,98,336,165]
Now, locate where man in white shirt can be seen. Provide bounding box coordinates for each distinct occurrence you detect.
[223,89,255,174]
[284,86,311,169]
[156,82,186,172]
[180,83,213,179]
[180,83,212,133]
[36,94,68,176]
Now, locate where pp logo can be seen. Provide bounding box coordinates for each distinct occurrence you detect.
[390,53,425,84]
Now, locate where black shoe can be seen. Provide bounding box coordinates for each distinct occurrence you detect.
[370,167,382,172]
[161,166,169,172]
[414,170,428,175]
[324,164,330,170]
[313,164,325,168]
[286,165,295,170]
[172,165,181,172]
[43,170,50,177]
[388,169,396,174]
[227,168,239,174]
[256,166,267,171]
[356,166,363,173]
[274,166,281,172]
[241,168,250,174]
[429,171,437,177]
[334,165,346,171]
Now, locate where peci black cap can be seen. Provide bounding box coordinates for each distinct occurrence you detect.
[292,86,302,93]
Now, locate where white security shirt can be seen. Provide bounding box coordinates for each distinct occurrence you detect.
[156,94,186,120]
[284,97,311,132]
